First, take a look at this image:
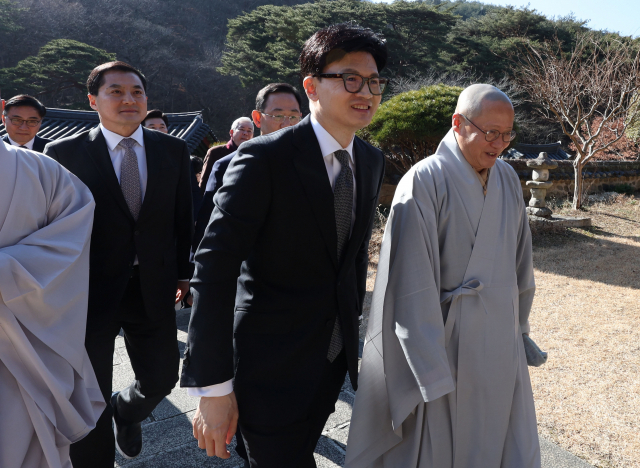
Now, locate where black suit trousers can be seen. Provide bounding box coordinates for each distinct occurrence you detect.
[239,351,347,468]
[70,271,180,468]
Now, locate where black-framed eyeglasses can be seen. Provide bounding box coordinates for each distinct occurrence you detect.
[459,114,516,142]
[314,73,388,95]
[260,113,302,124]
[6,117,42,128]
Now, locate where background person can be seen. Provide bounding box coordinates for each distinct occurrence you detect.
[45,61,193,467]
[181,23,388,467]
[141,108,169,132]
[192,82,303,251]
[199,116,254,195]
[141,108,202,219]
[1,94,52,152]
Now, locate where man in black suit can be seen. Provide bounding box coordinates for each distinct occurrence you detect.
[1,94,52,152]
[45,61,193,467]
[193,82,303,251]
[181,23,389,467]
[141,108,203,220]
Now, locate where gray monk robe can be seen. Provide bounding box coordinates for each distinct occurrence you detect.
[0,143,105,468]
[345,129,540,468]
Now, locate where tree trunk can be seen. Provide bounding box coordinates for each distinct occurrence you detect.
[572,159,584,210]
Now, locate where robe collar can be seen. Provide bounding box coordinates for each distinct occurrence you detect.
[436,129,492,195]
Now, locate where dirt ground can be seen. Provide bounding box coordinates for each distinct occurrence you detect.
[363,194,640,468]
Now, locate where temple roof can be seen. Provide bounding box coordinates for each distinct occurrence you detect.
[502,142,572,161]
[0,108,216,158]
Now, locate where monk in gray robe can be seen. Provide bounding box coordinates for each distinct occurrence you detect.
[345,84,540,468]
[0,140,105,468]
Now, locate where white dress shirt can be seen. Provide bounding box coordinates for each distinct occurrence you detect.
[101,124,147,267]
[187,116,359,398]
[6,135,35,150]
[100,124,148,200]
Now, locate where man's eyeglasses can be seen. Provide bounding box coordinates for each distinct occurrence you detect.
[313,73,388,95]
[459,114,516,143]
[261,113,302,124]
[6,117,42,128]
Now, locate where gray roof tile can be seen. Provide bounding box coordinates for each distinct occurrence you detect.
[1,108,216,157]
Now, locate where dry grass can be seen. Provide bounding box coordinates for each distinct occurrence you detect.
[364,195,640,467]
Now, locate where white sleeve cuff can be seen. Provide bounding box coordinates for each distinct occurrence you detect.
[186,379,234,397]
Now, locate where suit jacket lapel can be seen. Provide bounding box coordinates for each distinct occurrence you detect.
[339,138,374,273]
[291,117,339,270]
[138,128,162,222]
[84,127,134,222]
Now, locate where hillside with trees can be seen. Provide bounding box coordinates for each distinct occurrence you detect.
[0,0,636,141]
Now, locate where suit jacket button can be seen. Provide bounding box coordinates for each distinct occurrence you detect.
[134,230,140,236]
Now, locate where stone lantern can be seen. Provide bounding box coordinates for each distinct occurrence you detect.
[526,152,558,218]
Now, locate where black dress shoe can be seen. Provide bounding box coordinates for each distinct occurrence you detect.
[111,392,142,459]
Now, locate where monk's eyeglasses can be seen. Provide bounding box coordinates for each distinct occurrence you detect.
[460,114,516,143]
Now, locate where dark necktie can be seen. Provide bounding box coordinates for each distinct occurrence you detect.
[327,149,353,362]
[19,145,28,149]
[119,138,142,220]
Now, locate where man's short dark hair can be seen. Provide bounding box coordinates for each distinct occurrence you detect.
[299,23,387,78]
[255,83,303,113]
[3,95,46,118]
[87,61,147,96]
[143,109,168,127]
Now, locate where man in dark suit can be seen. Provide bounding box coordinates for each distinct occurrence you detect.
[181,23,389,467]
[141,108,203,220]
[193,82,303,251]
[1,94,52,152]
[45,61,193,468]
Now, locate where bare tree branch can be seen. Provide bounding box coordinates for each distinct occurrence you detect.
[514,33,640,208]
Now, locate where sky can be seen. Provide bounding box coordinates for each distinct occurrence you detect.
[373,0,640,38]
[485,0,640,38]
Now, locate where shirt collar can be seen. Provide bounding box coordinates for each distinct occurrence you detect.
[310,114,355,164]
[7,135,34,150]
[100,124,145,151]
[226,138,237,150]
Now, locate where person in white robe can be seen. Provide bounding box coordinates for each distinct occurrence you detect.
[0,140,105,468]
[345,84,540,468]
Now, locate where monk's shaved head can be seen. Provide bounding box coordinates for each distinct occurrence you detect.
[455,84,512,119]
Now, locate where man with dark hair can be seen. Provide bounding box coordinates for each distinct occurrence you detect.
[192,82,303,250]
[199,117,254,195]
[182,23,388,467]
[142,109,169,132]
[141,108,203,222]
[1,94,52,152]
[44,61,193,467]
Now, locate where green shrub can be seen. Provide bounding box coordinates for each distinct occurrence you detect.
[359,84,463,173]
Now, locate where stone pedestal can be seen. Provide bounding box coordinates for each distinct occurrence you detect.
[526,152,558,218]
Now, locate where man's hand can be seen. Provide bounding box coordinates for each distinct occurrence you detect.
[192,393,239,458]
[176,280,189,304]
